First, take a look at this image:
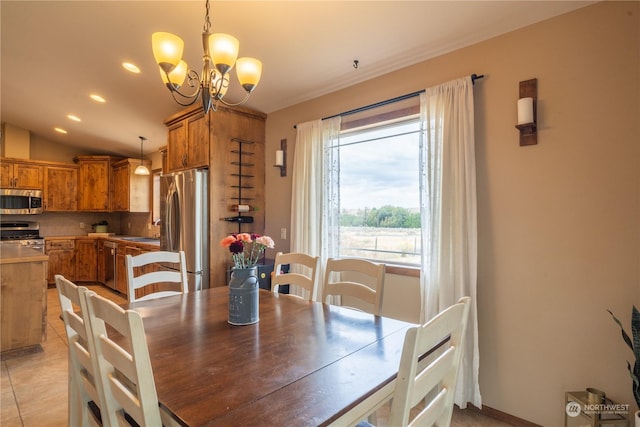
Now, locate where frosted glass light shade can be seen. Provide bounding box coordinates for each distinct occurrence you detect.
[209,33,239,73]
[135,164,150,176]
[236,58,262,92]
[152,32,184,73]
[160,60,188,89]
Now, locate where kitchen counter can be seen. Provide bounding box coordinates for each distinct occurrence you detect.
[106,236,160,247]
[44,235,160,249]
[0,244,48,356]
[0,244,49,264]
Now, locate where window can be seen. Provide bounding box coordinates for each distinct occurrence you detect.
[328,98,422,265]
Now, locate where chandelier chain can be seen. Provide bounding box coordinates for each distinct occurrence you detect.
[203,0,211,33]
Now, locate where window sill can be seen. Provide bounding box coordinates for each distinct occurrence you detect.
[384,264,420,278]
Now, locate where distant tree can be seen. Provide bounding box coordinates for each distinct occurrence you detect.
[340,206,420,228]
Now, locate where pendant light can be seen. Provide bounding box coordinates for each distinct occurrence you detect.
[134,136,150,176]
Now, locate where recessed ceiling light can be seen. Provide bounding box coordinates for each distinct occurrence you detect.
[67,114,81,122]
[122,62,141,74]
[90,94,106,103]
[54,127,68,134]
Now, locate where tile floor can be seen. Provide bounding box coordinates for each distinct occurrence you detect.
[1,285,513,427]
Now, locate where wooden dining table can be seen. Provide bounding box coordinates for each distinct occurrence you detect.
[127,287,413,427]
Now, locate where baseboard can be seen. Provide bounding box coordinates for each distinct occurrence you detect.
[1,344,43,361]
[467,403,543,427]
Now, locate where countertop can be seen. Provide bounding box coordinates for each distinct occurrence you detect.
[44,235,160,248]
[0,244,49,264]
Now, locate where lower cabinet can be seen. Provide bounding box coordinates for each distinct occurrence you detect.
[97,240,105,284]
[1,256,48,354]
[75,238,97,282]
[45,239,75,284]
[115,244,142,297]
[133,249,162,300]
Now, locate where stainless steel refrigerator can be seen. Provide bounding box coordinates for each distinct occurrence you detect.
[160,169,209,291]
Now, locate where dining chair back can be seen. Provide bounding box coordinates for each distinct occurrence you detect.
[272,251,320,301]
[126,250,188,303]
[321,258,385,315]
[84,290,177,427]
[55,274,106,427]
[388,296,471,427]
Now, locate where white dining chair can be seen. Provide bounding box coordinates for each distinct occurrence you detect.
[389,296,471,426]
[272,251,320,301]
[54,274,108,427]
[83,290,179,427]
[321,258,385,315]
[125,250,188,303]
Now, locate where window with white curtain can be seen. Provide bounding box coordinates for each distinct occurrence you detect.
[326,96,422,266]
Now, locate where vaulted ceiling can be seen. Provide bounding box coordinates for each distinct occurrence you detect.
[1,1,593,157]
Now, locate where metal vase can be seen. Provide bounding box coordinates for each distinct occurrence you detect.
[228,266,259,325]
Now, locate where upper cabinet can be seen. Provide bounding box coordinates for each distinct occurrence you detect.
[44,164,78,211]
[111,158,151,212]
[1,156,152,213]
[74,155,121,212]
[165,109,210,172]
[0,159,43,189]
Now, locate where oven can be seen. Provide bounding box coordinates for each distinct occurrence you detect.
[0,221,45,253]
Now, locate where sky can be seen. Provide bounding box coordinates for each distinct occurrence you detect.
[338,122,420,211]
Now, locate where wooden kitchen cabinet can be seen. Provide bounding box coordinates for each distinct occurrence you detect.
[44,164,78,211]
[0,159,43,189]
[45,239,75,284]
[97,240,105,284]
[74,155,120,212]
[111,159,151,212]
[132,248,163,300]
[165,108,209,172]
[115,243,142,296]
[1,249,48,355]
[75,238,97,282]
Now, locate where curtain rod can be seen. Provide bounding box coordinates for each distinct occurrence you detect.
[322,73,484,121]
[293,73,483,128]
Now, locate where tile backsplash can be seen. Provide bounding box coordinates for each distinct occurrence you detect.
[1,212,156,238]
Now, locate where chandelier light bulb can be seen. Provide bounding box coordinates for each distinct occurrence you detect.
[236,58,262,92]
[152,32,184,73]
[209,33,239,74]
[160,60,188,90]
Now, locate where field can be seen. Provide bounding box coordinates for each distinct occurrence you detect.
[339,226,421,265]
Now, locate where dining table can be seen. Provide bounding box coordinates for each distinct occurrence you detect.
[127,287,413,427]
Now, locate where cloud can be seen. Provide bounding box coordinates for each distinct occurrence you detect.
[339,134,420,210]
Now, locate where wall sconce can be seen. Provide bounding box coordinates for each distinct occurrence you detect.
[274,139,286,177]
[515,78,537,146]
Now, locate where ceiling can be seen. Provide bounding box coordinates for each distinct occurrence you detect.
[1,1,594,158]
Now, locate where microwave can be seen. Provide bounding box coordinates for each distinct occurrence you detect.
[0,188,43,214]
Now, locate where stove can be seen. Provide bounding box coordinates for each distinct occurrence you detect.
[0,221,45,252]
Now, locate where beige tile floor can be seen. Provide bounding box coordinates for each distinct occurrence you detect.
[1,285,512,427]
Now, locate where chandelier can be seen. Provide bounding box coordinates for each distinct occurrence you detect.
[151,0,262,113]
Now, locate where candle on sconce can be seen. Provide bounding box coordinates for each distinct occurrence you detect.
[517,97,534,125]
[275,150,284,166]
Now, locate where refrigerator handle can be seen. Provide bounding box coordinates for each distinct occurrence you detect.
[166,180,180,252]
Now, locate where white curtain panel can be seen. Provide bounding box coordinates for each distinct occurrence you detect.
[419,76,481,408]
[290,117,341,300]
